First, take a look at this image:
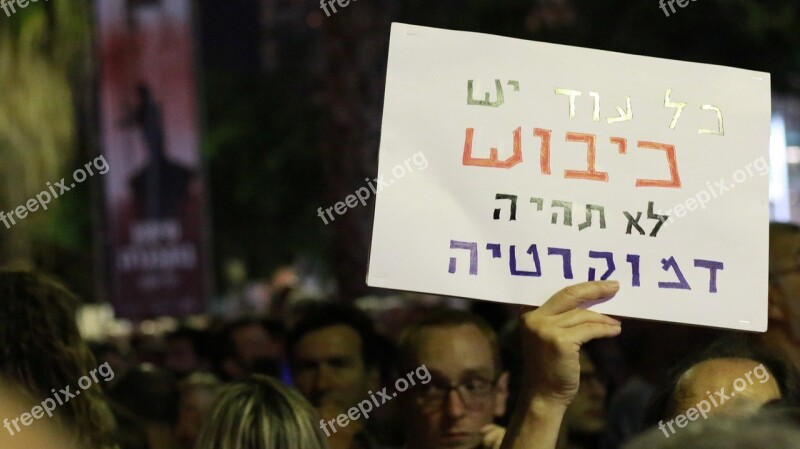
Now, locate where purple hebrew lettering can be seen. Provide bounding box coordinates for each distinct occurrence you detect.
[486,243,502,258]
[658,256,691,290]
[694,259,724,293]
[626,254,641,287]
[448,240,478,275]
[547,247,574,279]
[588,251,615,281]
[510,244,542,277]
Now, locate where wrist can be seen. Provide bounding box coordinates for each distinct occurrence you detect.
[520,382,573,412]
[526,396,569,418]
[501,394,568,449]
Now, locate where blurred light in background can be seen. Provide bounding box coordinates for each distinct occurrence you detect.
[770,115,790,221]
[787,146,800,165]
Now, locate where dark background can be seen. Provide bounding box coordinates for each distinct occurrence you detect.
[0,0,798,304]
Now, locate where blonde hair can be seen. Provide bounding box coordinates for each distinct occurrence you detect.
[194,375,329,449]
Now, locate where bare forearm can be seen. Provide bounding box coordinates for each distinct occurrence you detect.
[500,396,567,449]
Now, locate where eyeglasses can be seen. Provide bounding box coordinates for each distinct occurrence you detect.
[414,376,498,410]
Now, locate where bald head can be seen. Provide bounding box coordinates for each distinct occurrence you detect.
[669,358,781,418]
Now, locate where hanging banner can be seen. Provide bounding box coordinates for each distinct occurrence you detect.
[367,23,770,331]
[95,0,210,319]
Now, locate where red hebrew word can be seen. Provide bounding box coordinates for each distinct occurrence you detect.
[564,132,609,182]
[461,127,681,188]
[462,127,523,168]
[635,141,681,188]
[533,128,552,175]
[610,137,627,154]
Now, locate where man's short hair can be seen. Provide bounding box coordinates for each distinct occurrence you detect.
[166,326,209,359]
[287,303,381,368]
[210,317,284,380]
[397,308,503,374]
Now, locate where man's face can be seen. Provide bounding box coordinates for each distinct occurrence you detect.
[291,325,377,419]
[404,324,508,449]
[231,323,282,364]
[165,338,200,377]
[563,352,607,433]
[223,323,284,380]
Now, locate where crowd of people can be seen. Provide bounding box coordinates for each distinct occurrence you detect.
[1,222,800,449]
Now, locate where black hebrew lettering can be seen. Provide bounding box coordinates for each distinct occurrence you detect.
[493,194,518,221]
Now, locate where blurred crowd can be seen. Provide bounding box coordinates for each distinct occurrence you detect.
[2,222,800,449]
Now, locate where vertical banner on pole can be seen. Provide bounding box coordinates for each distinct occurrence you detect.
[95,0,210,319]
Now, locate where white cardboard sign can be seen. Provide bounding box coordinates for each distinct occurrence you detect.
[367,23,771,331]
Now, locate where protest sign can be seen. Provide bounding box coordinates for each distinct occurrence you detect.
[367,23,771,331]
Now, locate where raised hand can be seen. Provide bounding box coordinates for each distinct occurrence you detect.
[501,281,622,449]
[520,280,622,406]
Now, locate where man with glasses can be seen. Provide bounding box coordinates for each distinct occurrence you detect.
[764,221,800,370]
[397,309,509,449]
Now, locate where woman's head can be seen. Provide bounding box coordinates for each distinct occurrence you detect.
[195,375,329,449]
[0,271,117,449]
